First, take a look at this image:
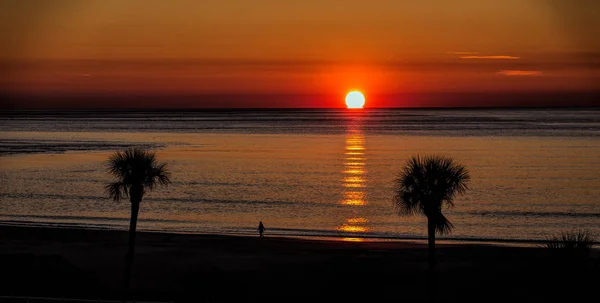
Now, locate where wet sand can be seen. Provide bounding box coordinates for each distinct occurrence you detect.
[1,226,598,302]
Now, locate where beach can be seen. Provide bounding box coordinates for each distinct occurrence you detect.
[1,225,598,302]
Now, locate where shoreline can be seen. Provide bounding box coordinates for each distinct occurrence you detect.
[3,220,593,247]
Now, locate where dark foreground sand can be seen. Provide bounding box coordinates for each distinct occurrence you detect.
[1,226,598,302]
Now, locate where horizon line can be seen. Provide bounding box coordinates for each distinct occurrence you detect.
[2,106,600,111]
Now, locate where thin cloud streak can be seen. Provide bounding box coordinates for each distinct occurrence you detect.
[461,55,520,60]
[498,70,543,76]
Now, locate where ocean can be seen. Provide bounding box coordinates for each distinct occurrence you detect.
[1,108,599,242]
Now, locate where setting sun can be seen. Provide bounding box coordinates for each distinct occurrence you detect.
[345,91,365,109]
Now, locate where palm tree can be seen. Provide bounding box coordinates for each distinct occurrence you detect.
[105,148,171,291]
[393,155,470,268]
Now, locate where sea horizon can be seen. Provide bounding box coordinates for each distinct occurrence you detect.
[3,106,600,110]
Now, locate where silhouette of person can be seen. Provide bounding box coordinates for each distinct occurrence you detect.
[257,221,266,238]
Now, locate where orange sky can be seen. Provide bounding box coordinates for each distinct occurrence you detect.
[1,0,599,107]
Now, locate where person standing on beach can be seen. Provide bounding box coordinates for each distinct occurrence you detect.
[257,221,266,238]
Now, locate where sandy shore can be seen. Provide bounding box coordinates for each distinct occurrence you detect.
[1,226,598,302]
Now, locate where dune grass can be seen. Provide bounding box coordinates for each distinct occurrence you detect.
[545,230,596,256]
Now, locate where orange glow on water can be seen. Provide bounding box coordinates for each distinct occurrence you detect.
[342,130,368,203]
[344,162,365,166]
[346,138,365,145]
[342,237,365,242]
[343,169,364,174]
[344,176,365,184]
[345,152,364,156]
[343,191,366,205]
[345,158,366,162]
[347,217,368,224]
[337,225,369,233]
[343,199,366,205]
[343,183,364,189]
[344,191,364,199]
[338,122,371,233]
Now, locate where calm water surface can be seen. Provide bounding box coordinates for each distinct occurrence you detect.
[1,109,599,241]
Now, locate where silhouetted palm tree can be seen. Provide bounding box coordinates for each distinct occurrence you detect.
[393,155,470,268]
[105,148,170,291]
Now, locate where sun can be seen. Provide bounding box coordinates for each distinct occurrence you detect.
[345,91,365,109]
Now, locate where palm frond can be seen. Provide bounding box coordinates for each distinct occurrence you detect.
[431,212,454,235]
[105,181,128,201]
[145,162,171,189]
[105,148,171,202]
[393,189,423,216]
[393,155,427,216]
[107,151,130,179]
[423,155,470,208]
[392,154,470,235]
[156,166,171,186]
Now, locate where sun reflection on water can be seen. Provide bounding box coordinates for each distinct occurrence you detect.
[343,169,364,174]
[343,176,365,184]
[342,237,365,242]
[342,132,367,203]
[337,123,371,235]
[343,191,366,206]
[337,224,369,233]
[347,217,368,224]
[343,162,365,166]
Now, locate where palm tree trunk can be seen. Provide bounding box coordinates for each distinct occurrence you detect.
[427,219,437,301]
[124,200,140,297]
[427,220,436,269]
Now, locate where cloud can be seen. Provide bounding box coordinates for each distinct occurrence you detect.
[447,51,520,60]
[461,55,520,60]
[497,70,543,76]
